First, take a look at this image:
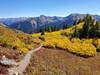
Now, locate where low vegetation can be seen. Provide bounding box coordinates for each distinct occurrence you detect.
[33,33,97,57]
[0,24,35,53]
[32,15,100,57]
[39,35,97,57]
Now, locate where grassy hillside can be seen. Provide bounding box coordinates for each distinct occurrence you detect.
[25,21,100,75]
[32,22,100,57]
[0,23,39,74]
[0,23,35,53]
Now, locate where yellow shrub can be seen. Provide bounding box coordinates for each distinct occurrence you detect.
[42,36,96,57]
[61,23,84,36]
[93,39,100,52]
[82,43,96,56]
[67,42,97,56]
[82,39,93,44]
[13,40,25,48]
[0,35,25,49]
[56,38,71,49]
[33,38,41,44]
[43,38,56,48]
[71,38,81,43]
[21,47,29,53]
[32,33,41,37]
[33,23,97,57]
[26,44,34,49]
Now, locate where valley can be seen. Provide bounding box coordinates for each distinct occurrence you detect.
[0,14,100,75]
[0,0,100,75]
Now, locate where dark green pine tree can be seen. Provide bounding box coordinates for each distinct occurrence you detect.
[80,14,93,38]
[72,19,79,37]
[95,21,100,30]
[48,26,52,32]
[51,26,55,32]
[73,19,78,25]
[62,22,68,29]
[72,25,79,38]
[88,20,96,38]
[40,27,45,35]
[77,18,84,24]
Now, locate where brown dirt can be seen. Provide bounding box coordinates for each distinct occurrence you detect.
[8,45,42,75]
[25,47,100,75]
[0,46,24,75]
[0,46,24,62]
[0,44,40,75]
[0,66,8,75]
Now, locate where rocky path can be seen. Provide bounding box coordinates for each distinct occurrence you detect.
[8,44,43,75]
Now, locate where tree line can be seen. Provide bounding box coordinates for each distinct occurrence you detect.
[73,14,100,38]
[40,22,68,35]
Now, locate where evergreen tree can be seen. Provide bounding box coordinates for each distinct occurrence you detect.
[51,26,55,32]
[77,18,84,24]
[95,21,100,30]
[72,25,79,37]
[80,14,93,38]
[41,30,45,35]
[62,22,68,29]
[73,14,100,38]
[73,19,78,25]
[48,26,52,32]
[40,27,45,35]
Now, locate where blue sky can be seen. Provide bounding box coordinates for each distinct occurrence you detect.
[0,0,100,18]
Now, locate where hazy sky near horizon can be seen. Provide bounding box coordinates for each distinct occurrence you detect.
[0,0,100,18]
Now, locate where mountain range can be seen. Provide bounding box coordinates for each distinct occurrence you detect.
[0,13,100,33]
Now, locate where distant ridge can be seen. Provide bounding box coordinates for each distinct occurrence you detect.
[0,13,100,33]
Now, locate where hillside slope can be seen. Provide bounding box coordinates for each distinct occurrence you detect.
[29,22,100,75]
[33,22,100,57]
[25,47,100,75]
[0,23,38,58]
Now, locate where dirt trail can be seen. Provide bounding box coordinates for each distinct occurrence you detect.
[8,44,43,75]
